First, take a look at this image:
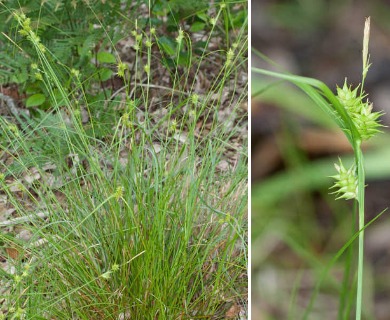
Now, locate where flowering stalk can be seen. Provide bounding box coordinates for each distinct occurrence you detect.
[330,17,383,320]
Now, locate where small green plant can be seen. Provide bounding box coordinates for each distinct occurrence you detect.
[253,17,384,320]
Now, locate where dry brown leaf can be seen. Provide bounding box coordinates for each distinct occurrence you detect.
[23,168,40,184]
[225,303,241,319]
[5,246,22,260]
[216,160,230,172]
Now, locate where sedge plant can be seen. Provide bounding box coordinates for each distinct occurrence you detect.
[253,17,383,319]
[0,1,247,318]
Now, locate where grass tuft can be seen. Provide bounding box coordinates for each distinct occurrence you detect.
[0,1,248,318]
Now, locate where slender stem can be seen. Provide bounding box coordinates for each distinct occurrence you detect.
[355,142,365,320]
[253,66,367,318]
[338,201,356,319]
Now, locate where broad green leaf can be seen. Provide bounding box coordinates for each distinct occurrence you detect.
[190,22,206,32]
[26,93,46,107]
[97,51,116,64]
[157,36,177,56]
[232,10,247,28]
[196,12,208,22]
[178,51,190,67]
[96,67,113,81]
[11,70,28,84]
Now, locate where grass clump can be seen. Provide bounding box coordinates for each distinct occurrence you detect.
[0,1,248,318]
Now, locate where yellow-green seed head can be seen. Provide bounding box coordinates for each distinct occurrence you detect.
[330,159,358,200]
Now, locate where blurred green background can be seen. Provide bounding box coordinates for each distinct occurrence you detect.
[252,0,390,319]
